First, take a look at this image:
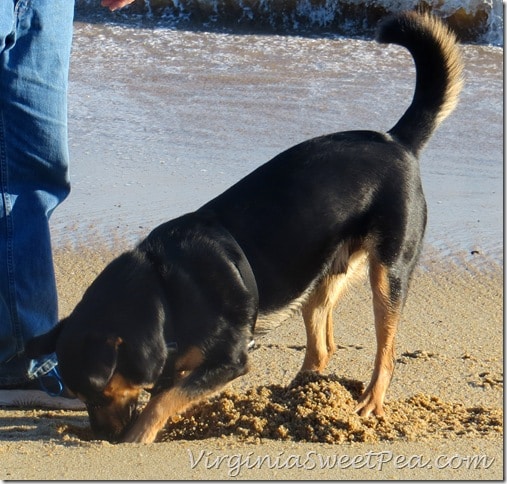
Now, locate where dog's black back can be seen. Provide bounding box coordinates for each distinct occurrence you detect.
[200,130,425,313]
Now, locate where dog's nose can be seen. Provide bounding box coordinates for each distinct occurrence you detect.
[93,428,120,443]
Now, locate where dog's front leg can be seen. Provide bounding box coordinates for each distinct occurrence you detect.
[123,338,251,444]
[123,387,193,444]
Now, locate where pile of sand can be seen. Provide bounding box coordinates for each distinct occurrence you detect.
[56,371,502,445]
[159,372,502,444]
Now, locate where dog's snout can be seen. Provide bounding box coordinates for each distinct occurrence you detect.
[87,396,140,443]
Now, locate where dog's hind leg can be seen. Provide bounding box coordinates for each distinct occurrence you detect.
[355,258,405,417]
[300,274,346,372]
[300,251,366,373]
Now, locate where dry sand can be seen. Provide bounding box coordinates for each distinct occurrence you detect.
[0,245,503,480]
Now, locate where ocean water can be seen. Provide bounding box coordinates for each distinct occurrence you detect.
[51,8,503,269]
[75,0,504,45]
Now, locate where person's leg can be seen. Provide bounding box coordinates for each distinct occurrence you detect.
[0,0,74,387]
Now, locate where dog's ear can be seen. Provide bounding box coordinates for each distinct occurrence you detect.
[24,321,65,358]
[84,336,123,391]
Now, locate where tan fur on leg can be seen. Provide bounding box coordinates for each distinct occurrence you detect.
[123,346,207,444]
[122,386,195,444]
[301,251,366,372]
[301,274,346,372]
[355,260,400,417]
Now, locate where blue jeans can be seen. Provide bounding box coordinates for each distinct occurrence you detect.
[0,0,74,386]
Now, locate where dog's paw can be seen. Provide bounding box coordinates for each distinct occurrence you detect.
[354,393,385,417]
[122,426,158,444]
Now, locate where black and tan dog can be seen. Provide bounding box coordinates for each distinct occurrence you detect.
[26,12,463,444]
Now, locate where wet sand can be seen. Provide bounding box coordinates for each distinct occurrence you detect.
[0,246,502,480]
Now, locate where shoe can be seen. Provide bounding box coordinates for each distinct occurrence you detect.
[0,362,85,411]
[0,387,85,410]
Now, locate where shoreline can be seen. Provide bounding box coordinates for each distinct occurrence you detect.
[73,0,504,47]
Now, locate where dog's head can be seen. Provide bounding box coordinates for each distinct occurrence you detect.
[25,251,169,442]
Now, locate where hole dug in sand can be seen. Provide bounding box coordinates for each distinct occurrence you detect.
[160,372,502,444]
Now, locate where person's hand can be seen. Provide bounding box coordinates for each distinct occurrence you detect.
[101,0,136,11]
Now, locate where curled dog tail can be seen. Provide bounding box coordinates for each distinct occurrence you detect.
[377,11,463,155]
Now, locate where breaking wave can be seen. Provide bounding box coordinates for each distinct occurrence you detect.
[75,0,503,45]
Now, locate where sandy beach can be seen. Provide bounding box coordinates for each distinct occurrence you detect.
[0,246,502,480]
